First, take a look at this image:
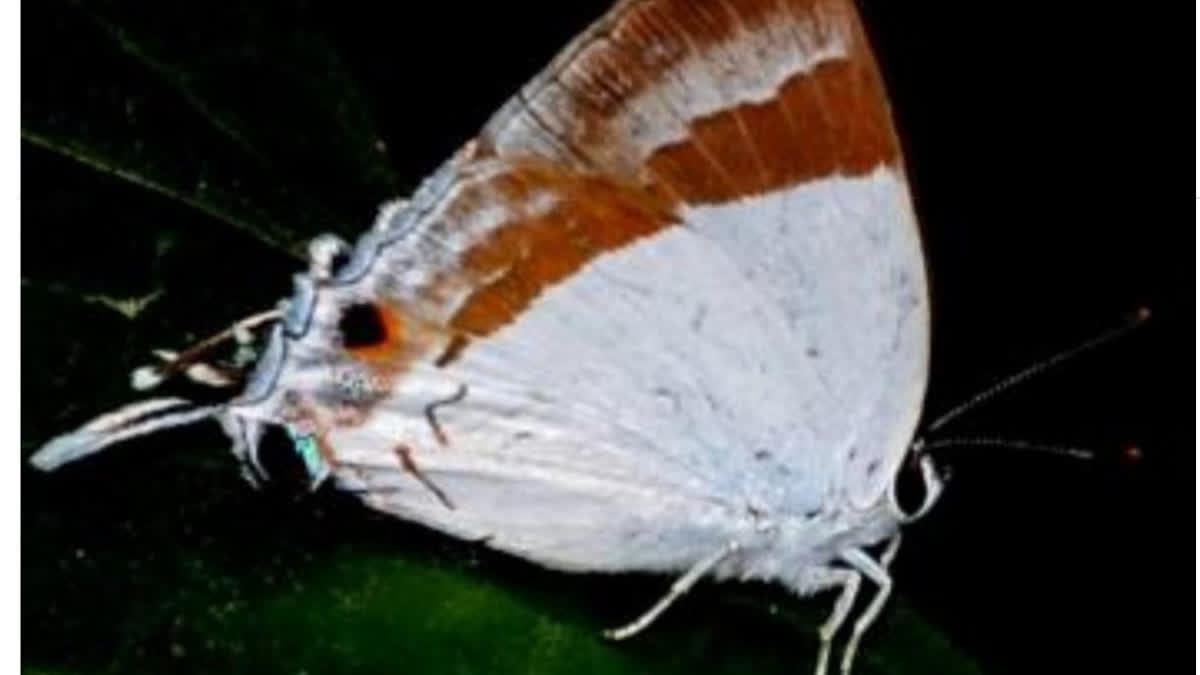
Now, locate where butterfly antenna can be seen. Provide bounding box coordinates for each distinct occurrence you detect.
[924,306,1150,434]
[920,436,1095,461]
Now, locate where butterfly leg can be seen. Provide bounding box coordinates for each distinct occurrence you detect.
[604,540,741,641]
[394,444,456,509]
[814,568,862,675]
[425,384,467,446]
[837,534,902,674]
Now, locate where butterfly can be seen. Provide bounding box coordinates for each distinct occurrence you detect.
[25,1,1103,674]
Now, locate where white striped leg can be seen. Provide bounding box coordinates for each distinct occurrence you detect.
[604,540,741,640]
[814,568,862,675]
[837,534,902,674]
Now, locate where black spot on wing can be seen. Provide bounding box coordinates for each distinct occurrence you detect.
[339,303,387,348]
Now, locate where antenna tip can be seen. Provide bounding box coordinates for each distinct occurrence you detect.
[1134,306,1151,322]
[1122,444,1143,465]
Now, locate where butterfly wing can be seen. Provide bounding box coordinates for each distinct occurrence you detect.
[234,0,928,573]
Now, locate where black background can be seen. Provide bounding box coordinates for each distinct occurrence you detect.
[22,1,1195,674]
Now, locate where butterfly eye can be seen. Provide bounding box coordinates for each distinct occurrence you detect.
[339,303,388,349]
